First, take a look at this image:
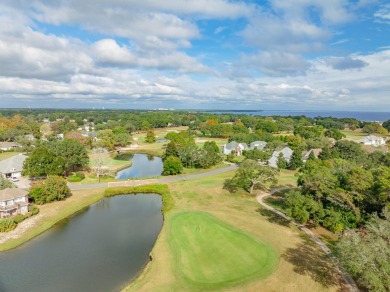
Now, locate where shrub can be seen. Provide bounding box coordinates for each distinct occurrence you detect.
[162,156,183,175]
[75,172,85,179]
[0,218,17,232]
[67,176,82,182]
[29,176,71,204]
[13,214,27,224]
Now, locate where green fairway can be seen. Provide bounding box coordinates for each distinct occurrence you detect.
[169,212,278,289]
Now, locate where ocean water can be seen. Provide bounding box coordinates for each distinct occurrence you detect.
[210,110,390,122]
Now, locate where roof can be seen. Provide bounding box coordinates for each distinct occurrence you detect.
[0,142,20,148]
[224,141,248,150]
[0,154,28,174]
[358,135,385,143]
[0,188,28,201]
[271,147,293,159]
[249,141,267,150]
[302,148,322,159]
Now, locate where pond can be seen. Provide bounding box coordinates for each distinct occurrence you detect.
[0,194,163,292]
[115,153,163,179]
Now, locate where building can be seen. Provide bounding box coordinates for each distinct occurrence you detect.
[0,142,21,151]
[302,148,322,163]
[268,147,293,168]
[249,141,267,151]
[0,154,28,179]
[358,135,386,147]
[0,188,29,218]
[221,141,248,156]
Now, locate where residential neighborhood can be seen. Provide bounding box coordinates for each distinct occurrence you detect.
[0,188,29,218]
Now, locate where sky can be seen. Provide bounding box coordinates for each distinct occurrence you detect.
[0,0,389,110]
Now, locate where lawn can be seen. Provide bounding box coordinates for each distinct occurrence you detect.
[0,152,19,161]
[169,211,278,289]
[127,170,346,291]
[276,169,298,187]
[341,129,367,140]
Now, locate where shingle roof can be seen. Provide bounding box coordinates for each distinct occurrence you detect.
[0,154,28,174]
[0,188,28,201]
[249,141,267,150]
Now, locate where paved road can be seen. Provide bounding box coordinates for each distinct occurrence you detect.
[68,164,238,191]
[257,189,359,292]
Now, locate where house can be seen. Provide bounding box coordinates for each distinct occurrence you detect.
[358,135,386,147]
[221,141,249,156]
[0,154,28,179]
[0,142,21,151]
[268,147,293,168]
[302,148,322,163]
[0,188,29,218]
[249,141,267,151]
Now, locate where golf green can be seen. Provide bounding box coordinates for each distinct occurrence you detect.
[169,212,279,289]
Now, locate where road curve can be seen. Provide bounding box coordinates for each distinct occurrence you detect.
[257,189,359,292]
[68,164,238,191]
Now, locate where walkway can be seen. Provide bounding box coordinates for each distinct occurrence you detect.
[257,189,359,292]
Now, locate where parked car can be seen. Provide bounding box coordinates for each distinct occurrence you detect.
[10,177,19,182]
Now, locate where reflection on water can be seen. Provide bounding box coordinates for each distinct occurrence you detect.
[116,154,163,179]
[0,194,163,292]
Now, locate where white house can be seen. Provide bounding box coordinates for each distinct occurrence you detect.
[0,188,29,218]
[0,142,21,151]
[358,135,386,147]
[268,147,293,168]
[222,141,249,156]
[249,141,267,151]
[0,154,28,179]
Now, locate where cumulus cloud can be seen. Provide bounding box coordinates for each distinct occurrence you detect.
[239,52,311,76]
[325,57,369,70]
[375,4,390,24]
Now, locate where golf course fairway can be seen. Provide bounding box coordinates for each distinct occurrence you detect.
[169,212,279,289]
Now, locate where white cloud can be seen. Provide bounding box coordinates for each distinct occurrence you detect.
[375,4,390,24]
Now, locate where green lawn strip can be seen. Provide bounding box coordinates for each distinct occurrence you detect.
[0,191,104,251]
[168,211,279,290]
[0,152,19,161]
[104,184,174,213]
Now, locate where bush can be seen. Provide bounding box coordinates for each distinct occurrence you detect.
[162,156,183,175]
[67,176,82,182]
[75,172,85,179]
[29,176,71,205]
[0,218,17,232]
[13,214,27,224]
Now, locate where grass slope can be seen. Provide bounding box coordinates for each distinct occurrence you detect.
[169,212,278,290]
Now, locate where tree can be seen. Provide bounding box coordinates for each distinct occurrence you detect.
[29,176,71,204]
[23,147,65,177]
[318,146,332,160]
[335,208,390,292]
[199,141,222,168]
[289,151,303,170]
[277,153,287,169]
[223,160,278,194]
[325,129,346,140]
[162,156,183,175]
[95,129,116,150]
[163,141,179,160]
[145,130,156,143]
[383,119,390,132]
[333,140,367,165]
[0,176,15,190]
[48,139,89,175]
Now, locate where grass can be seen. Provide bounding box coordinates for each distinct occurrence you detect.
[0,152,19,161]
[276,169,298,187]
[168,211,278,289]
[127,170,346,291]
[341,129,367,140]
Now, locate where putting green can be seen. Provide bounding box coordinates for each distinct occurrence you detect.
[169,212,279,289]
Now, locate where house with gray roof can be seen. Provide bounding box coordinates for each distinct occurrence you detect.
[0,142,21,151]
[0,188,29,218]
[0,154,28,179]
[222,141,248,156]
[249,141,267,151]
[302,148,322,163]
[358,135,386,147]
[268,147,293,168]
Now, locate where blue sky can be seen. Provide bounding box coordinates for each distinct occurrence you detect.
[0,0,389,110]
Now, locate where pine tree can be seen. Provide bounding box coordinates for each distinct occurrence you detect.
[307,150,316,161]
[277,152,287,169]
[145,130,156,143]
[288,150,303,169]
